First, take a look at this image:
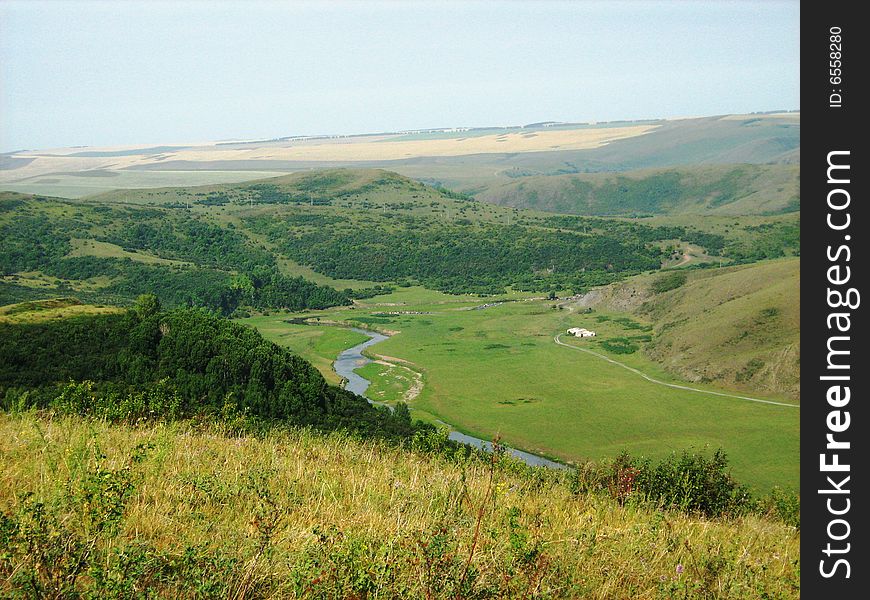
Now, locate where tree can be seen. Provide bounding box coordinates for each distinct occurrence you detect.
[133,294,161,320]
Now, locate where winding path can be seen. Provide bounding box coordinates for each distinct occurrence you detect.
[553,334,800,408]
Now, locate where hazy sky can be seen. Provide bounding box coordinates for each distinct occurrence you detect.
[0,0,799,151]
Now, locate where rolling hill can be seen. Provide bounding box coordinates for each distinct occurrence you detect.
[472,164,799,216]
[1,166,801,490]
[569,258,800,400]
[0,113,799,199]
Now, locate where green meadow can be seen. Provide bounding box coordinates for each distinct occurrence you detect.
[240,287,799,492]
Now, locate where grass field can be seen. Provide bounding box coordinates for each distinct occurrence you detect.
[67,238,192,266]
[0,170,286,199]
[354,361,422,406]
[0,413,800,598]
[0,297,122,323]
[240,285,799,491]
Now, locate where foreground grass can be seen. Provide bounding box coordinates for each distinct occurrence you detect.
[0,412,799,598]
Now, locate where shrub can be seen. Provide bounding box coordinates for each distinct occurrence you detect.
[736,358,765,382]
[757,487,800,529]
[599,337,639,354]
[651,271,688,294]
[617,449,751,517]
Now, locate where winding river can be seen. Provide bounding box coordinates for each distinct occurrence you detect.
[333,328,390,396]
[334,328,569,470]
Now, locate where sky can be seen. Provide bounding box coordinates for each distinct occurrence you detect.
[0,0,800,152]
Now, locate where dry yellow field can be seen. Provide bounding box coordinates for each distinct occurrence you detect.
[157,125,657,161]
[1,124,657,184]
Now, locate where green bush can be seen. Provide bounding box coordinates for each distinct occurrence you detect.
[599,338,639,354]
[619,449,751,517]
[651,271,688,294]
[757,487,800,529]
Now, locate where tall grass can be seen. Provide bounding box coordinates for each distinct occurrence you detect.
[0,413,799,598]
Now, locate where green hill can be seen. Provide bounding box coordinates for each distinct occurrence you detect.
[473,164,799,216]
[87,168,455,208]
[2,168,798,304]
[570,258,800,400]
[0,296,419,438]
[1,174,699,299]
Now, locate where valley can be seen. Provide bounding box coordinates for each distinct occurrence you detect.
[1,145,801,492]
[234,278,798,491]
[0,2,805,595]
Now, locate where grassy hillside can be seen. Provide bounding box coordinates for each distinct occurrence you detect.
[0,191,362,312]
[473,164,799,217]
[87,168,461,210]
[0,412,800,598]
[0,297,122,323]
[570,258,800,401]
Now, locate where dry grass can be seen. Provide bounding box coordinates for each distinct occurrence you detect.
[0,413,800,598]
[0,297,122,323]
[148,126,657,162]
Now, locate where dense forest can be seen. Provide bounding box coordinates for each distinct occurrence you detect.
[246,215,662,295]
[0,296,420,439]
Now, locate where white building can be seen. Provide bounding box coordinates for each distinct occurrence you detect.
[567,327,596,338]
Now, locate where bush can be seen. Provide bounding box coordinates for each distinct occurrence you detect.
[599,338,639,354]
[757,487,800,529]
[615,449,751,517]
[651,271,687,294]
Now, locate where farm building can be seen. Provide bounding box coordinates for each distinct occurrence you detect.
[567,327,596,337]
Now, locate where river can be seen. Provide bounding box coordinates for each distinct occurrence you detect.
[333,328,389,396]
[334,328,569,471]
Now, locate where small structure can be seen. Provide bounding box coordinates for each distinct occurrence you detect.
[567,327,596,338]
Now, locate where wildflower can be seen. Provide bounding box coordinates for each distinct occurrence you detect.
[676,564,684,575]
